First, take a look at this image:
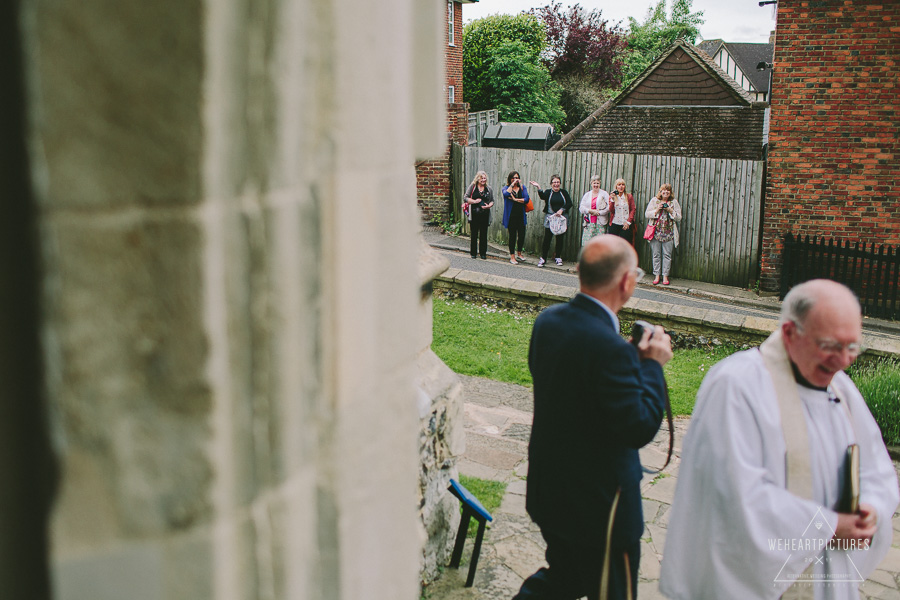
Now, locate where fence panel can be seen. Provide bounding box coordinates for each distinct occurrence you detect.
[455,144,765,286]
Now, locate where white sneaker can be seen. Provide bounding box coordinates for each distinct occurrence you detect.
[555,258,563,266]
[538,258,545,267]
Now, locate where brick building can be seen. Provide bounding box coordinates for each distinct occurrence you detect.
[552,39,768,160]
[416,0,475,223]
[760,0,900,291]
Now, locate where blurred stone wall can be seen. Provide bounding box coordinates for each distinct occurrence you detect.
[15,0,458,598]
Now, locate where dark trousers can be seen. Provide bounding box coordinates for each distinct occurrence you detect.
[513,532,639,600]
[508,217,526,254]
[469,211,489,258]
[608,222,633,246]
[541,227,565,260]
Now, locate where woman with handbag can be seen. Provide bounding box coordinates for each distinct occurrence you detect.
[579,174,610,246]
[529,175,572,267]
[464,170,495,259]
[502,171,530,264]
[607,178,636,245]
[644,183,683,285]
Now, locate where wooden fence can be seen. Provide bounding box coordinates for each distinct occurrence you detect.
[451,145,765,287]
[781,233,900,320]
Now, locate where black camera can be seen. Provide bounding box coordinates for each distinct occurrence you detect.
[631,320,654,349]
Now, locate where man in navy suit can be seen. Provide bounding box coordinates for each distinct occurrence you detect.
[513,235,672,600]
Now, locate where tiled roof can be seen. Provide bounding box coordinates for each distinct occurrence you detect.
[553,38,756,151]
[725,42,775,93]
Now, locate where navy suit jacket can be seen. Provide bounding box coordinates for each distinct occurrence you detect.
[525,293,667,548]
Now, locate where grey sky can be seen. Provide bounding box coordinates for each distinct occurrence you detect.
[462,0,777,44]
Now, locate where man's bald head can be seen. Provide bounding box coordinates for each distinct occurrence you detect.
[780,279,861,327]
[578,235,637,293]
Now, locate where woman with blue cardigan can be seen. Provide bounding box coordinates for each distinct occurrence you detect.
[502,171,529,264]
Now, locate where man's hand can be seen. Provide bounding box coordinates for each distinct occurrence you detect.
[834,504,878,543]
[636,325,673,366]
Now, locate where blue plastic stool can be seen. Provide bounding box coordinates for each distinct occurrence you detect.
[447,478,494,587]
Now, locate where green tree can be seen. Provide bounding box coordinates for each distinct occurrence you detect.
[488,41,566,130]
[462,13,546,113]
[530,2,627,131]
[622,0,704,85]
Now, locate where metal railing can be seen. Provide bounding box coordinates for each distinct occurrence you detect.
[781,233,900,320]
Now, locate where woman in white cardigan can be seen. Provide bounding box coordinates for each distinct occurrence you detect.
[578,175,609,246]
[644,183,682,285]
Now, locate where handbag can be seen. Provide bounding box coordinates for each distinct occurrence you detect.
[525,197,534,213]
[643,222,656,241]
[548,213,567,235]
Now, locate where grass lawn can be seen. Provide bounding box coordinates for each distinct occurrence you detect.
[848,359,900,446]
[432,296,739,416]
[432,297,535,387]
[433,296,900,439]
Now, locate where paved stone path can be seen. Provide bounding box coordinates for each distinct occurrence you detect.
[426,376,900,600]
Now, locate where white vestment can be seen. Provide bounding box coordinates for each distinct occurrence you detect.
[659,348,899,600]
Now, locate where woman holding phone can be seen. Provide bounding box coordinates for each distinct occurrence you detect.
[502,171,529,264]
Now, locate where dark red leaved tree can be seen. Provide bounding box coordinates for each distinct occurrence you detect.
[531,1,626,89]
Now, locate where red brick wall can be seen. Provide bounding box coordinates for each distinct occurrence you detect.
[446,1,463,101]
[760,0,900,291]
[417,1,468,223]
[417,104,468,222]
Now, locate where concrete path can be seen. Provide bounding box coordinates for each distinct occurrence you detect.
[425,376,900,600]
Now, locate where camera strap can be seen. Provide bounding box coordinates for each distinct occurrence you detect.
[641,382,674,474]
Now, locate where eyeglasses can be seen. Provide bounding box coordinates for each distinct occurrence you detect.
[633,267,645,283]
[793,322,865,357]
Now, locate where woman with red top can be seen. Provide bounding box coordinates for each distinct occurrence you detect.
[607,178,636,245]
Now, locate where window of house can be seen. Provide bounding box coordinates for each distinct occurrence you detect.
[448,1,455,46]
[448,85,455,104]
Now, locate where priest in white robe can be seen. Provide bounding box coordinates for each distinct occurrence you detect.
[659,280,898,600]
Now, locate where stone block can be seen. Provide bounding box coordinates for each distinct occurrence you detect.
[54,542,164,600]
[456,458,503,482]
[865,335,900,359]
[498,492,527,517]
[483,274,517,293]
[491,536,545,580]
[46,217,213,535]
[741,315,779,335]
[630,299,673,319]
[639,539,661,580]
[35,0,204,208]
[704,309,745,331]
[161,530,215,599]
[642,475,678,504]
[441,267,462,281]
[455,270,489,288]
[665,304,708,325]
[506,479,527,496]
[515,280,546,298]
[540,284,575,302]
